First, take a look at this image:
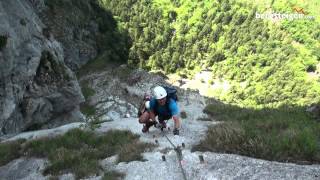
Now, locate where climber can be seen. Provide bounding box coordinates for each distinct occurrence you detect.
[138,86,180,135]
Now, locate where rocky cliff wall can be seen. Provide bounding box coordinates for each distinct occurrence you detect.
[0,0,85,134]
[31,0,104,70]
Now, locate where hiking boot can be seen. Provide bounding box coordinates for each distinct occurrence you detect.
[142,120,156,133]
[159,120,167,129]
[142,125,149,133]
[154,121,163,129]
[173,128,179,135]
[155,120,166,131]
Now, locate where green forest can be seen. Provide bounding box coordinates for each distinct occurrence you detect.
[95,0,320,108]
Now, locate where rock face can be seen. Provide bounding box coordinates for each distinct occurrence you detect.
[0,158,48,180]
[31,0,103,70]
[0,0,84,134]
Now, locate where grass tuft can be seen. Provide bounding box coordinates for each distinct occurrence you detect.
[194,103,320,164]
[0,139,25,166]
[118,140,154,162]
[26,129,155,178]
[102,170,125,180]
[0,129,154,178]
[180,111,187,119]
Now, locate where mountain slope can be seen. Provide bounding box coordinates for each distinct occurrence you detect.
[1,68,319,179]
[98,0,320,107]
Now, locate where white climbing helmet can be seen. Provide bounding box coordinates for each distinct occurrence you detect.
[145,101,150,109]
[153,86,167,99]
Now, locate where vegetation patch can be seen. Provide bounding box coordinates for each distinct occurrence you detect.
[36,51,70,84]
[180,111,187,119]
[77,52,112,77]
[77,51,129,77]
[0,35,8,51]
[20,18,27,26]
[118,140,154,162]
[193,103,320,164]
[80,101,97,117]
[196,117,212,121]
[102,170,125,180]
[79,80,96,117]
[100,0,320,107]
[80,80,95,100]
[0,140,24,166]
[113,65,134,82]
[0,129,154,179]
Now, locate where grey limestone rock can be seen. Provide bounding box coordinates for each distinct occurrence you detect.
[0,158,48,180]
[0,0,84,135]
[30,0,101,70]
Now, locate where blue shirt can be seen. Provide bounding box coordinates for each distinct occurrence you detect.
[149,98,179,117]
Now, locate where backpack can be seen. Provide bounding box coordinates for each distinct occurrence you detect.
[163,86,178,102]
[137,94,151,117]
